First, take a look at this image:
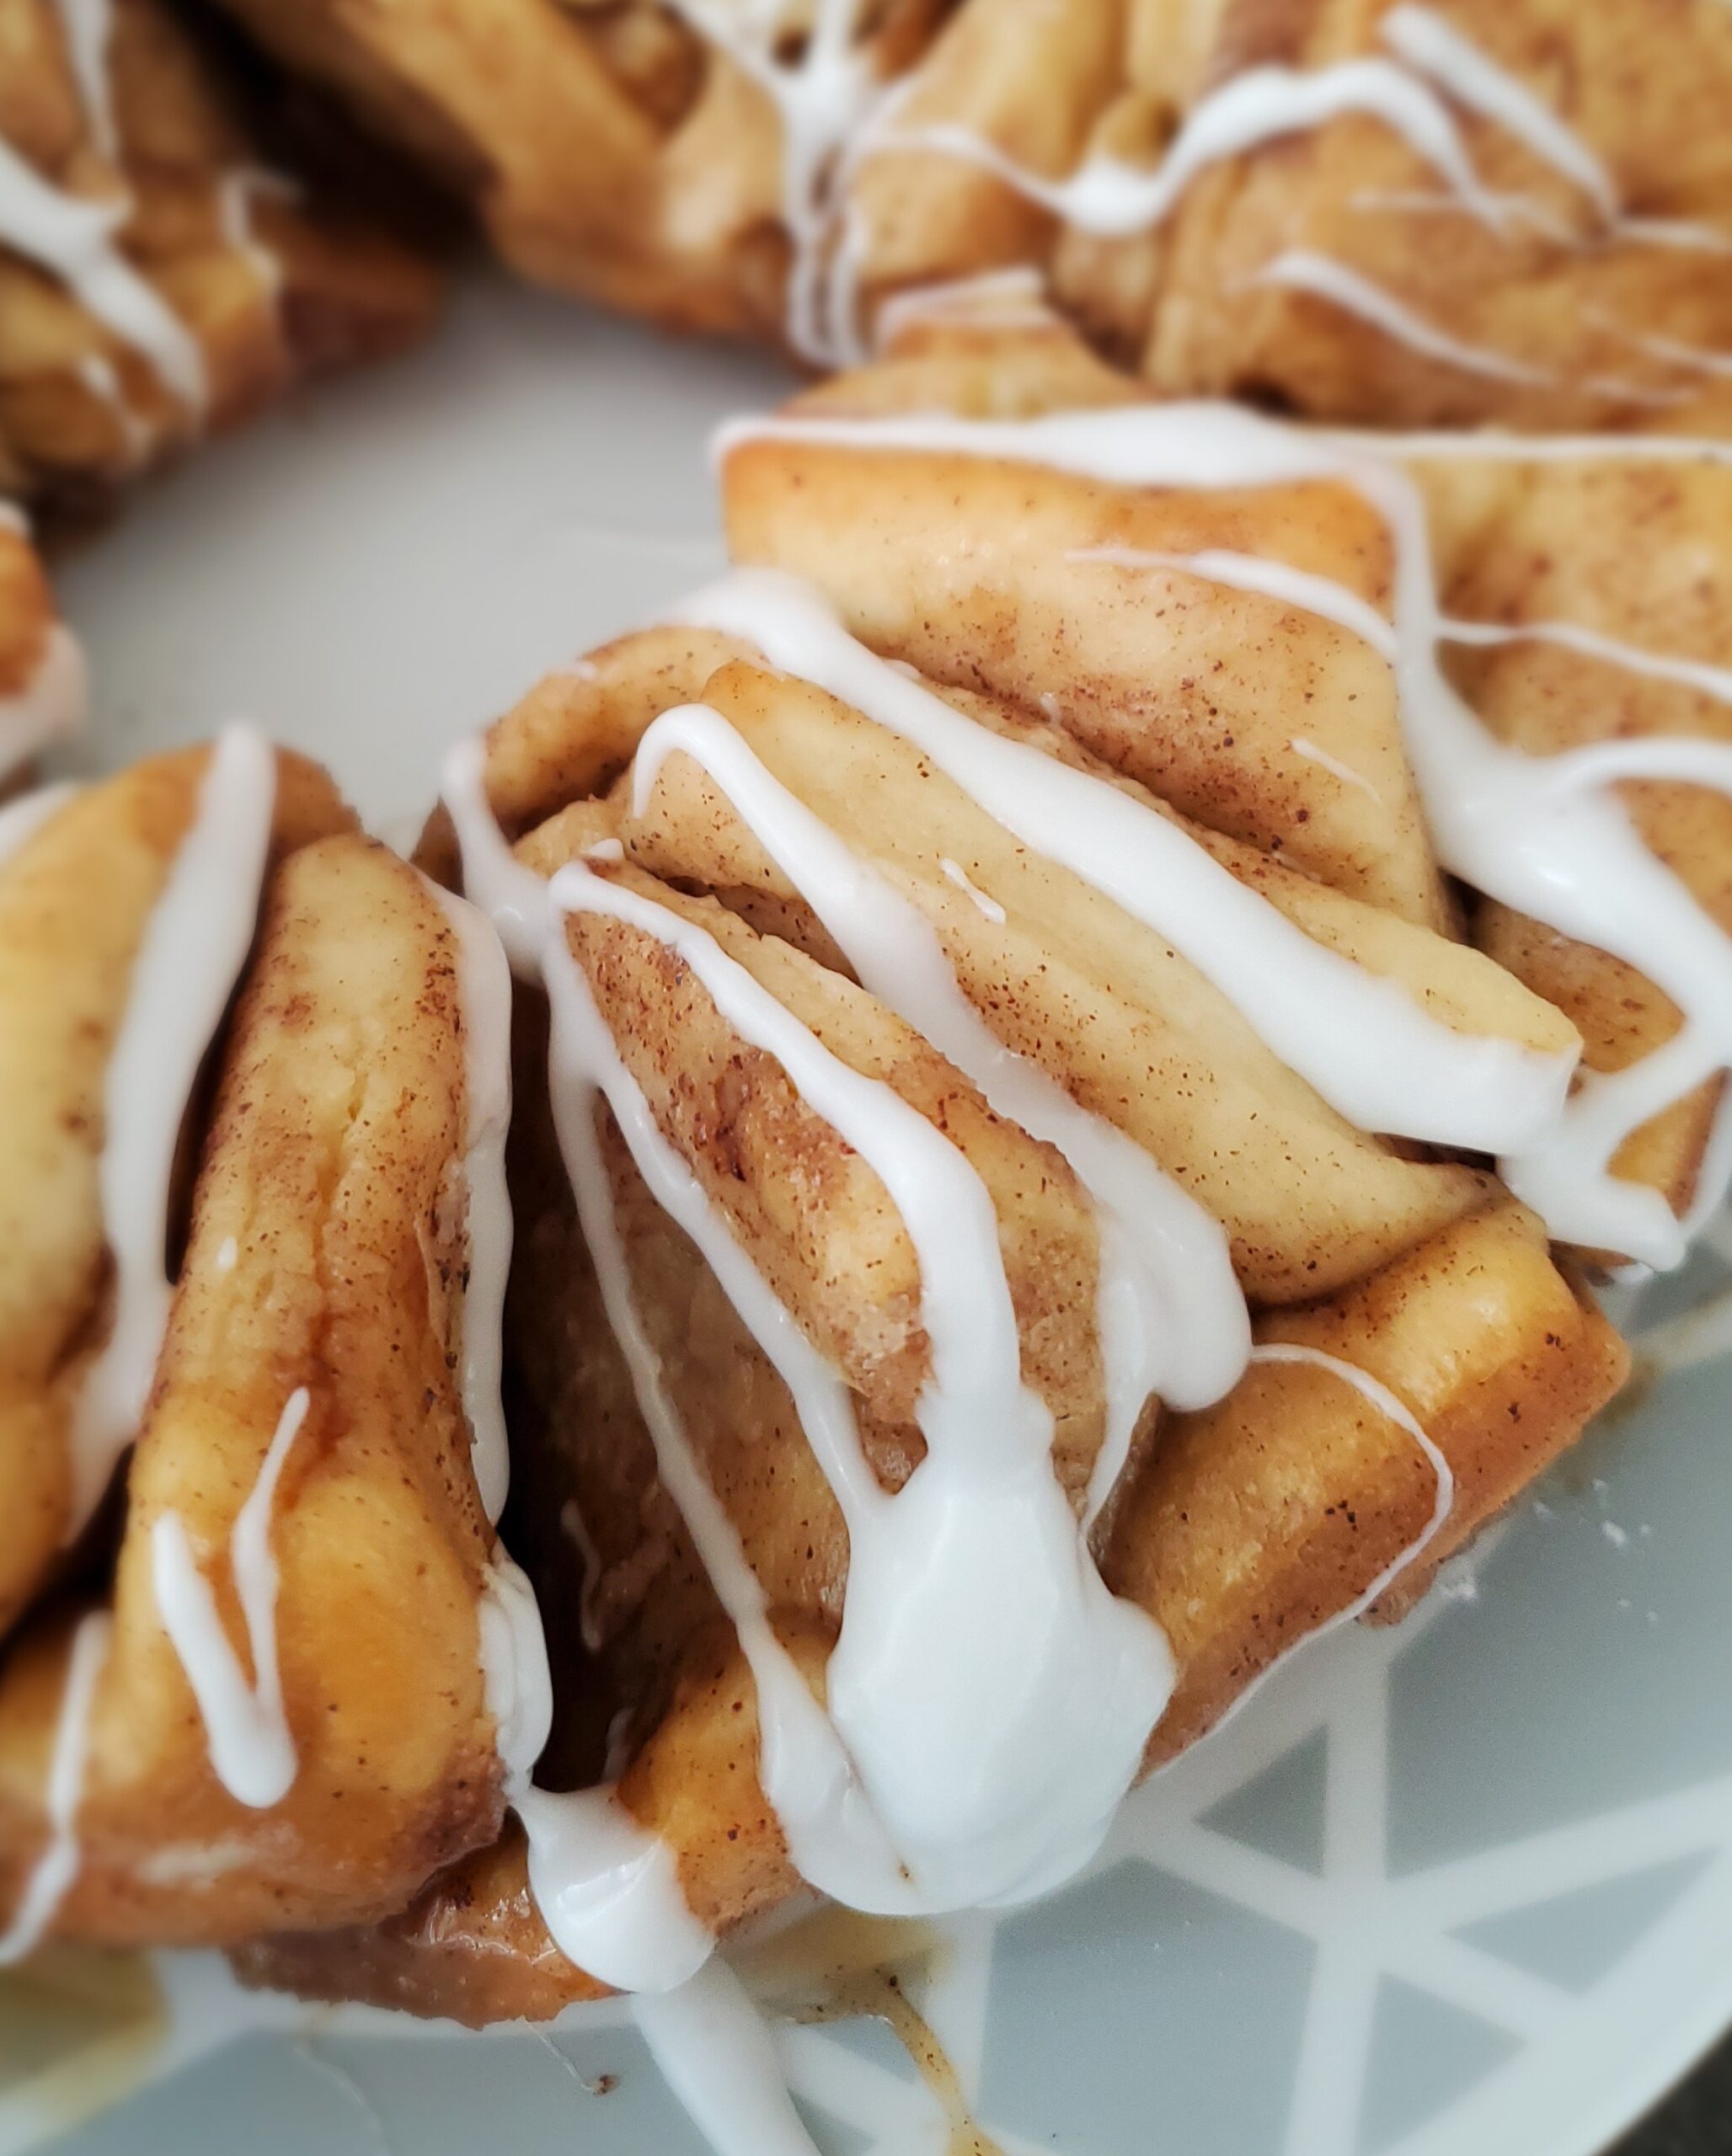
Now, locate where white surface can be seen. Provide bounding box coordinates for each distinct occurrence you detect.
[54,273,783,832]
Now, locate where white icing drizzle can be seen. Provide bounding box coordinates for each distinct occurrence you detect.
[669,563,1574,1158]
[214,168,297,306]
[1067,542,1398,659]
[426,883,515,1525]
[1377,4,1617,219]
[1253,249,1691,406]
[1592,321,1732,382]
[936,854,1005,922]
[1251,249,1553,385]
[0,625,87,786]
[516,1785,714,1993]
[890,57,1509,238]
[0,779,78,871]
[440,736,551,979]
[719,410,1732,1267]
[662,0,884,364]
[0,136,204,407]
[74,352,149,464]
[634,1960,824,2156]
[1157,1342,1456,1756]
[543,861,1173,1914]
[1289,738,1386,808]
[474,1552,554,1785]
[68,725,277,1538]
[151,1388,307,1811]
[0,1610,111,1965]
[626,700,1248,1447]
[51,0,119,163]
[871,264,1050,354]
[1439,616,1732,707]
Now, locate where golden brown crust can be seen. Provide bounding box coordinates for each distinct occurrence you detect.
[1109,1199,1629,1764]
[0,749,353,1645]
[0,833,509,1943]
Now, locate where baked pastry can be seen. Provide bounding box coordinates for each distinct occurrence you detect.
[232,323,1732,2027]
[7,318,1724,2073]
[0,0,441,506]
[195,0,1732,423]
[0,508,82,786]
[0,741,539,1949]
[891,0,1732,429]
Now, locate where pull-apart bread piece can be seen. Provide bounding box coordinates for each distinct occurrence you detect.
[0,0,441,506]
[200,0,1730,419]
[242,337,1722,2027]
[0,740,538,1949]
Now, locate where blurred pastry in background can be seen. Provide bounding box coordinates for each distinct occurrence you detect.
[192,0,1732,423]
[0,0,442,509]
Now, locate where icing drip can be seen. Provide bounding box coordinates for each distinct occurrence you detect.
[671,563,1574,1157]
[0,136,205,407]
[627,702,1248,1454]
[1067,542,1398,659]
[51,0,119,162]
[890,58,1508,238]
[0,781,78,870]
[151,1388,308,1811]
[541,863,1172,1915]
[1290,736,1385,807]
[719,412,1732,1266]
[516,1785,714,1993]
[0,1610,111,1963]
[214,168,296,307]
[871,265,1050,353]
[474,1553,554,1785]
[1439,616,1732,707]
[74,353,149,464]
[69,725,277,1537]
[1253,251,1692,405]
[634,1960,824,2156]
[664,0,884,364]
[0,625,87,786]
[937,854,1006,922]
[426,883,515,1524]
[441,736,551,978]
[1377,4,1617,219]
[1160,1342,1455,1753]
[1250,249,1554,385]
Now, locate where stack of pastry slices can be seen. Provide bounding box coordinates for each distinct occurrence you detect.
[0,2,1728,2142]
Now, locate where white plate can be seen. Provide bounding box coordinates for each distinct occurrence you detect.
[12,274,1732,2156]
